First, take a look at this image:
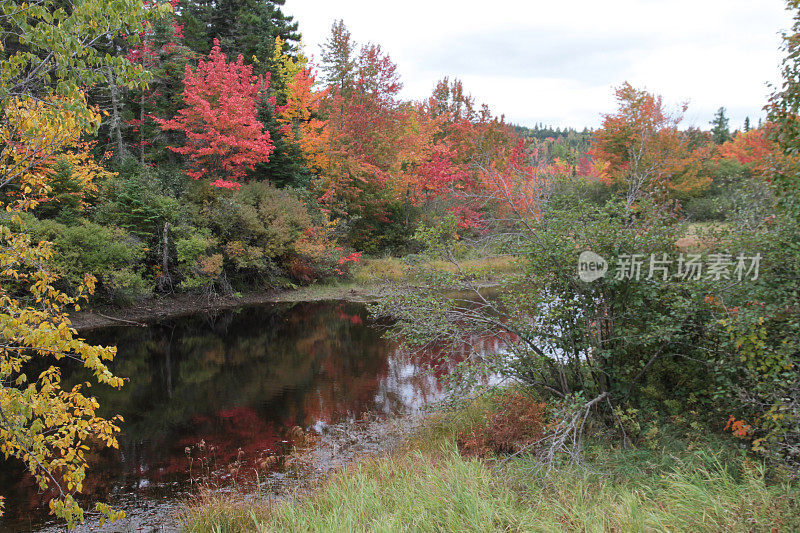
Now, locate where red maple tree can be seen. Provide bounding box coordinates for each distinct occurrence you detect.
[158,39,274,189]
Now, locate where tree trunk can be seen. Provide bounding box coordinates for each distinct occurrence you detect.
[156,222,173,292]
[107,68,125,164]
[140,91,146,166]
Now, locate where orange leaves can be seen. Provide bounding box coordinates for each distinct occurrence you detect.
[281,26,548,234]
[276,67,331,173]
[590,82,711,201]
[718,127,776,176]
[457,392,548,457]
[724,415,751,438]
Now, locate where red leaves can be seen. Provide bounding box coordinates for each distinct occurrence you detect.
[457,392,548,457]
[355,44,402,101]
[414,150,470,198]
[337,251,362,265]
[718,127,776,175]
[158,39,274,188]
[209,179,241,190]
[334,251,362,276]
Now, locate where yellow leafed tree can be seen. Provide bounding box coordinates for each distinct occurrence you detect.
[0,0,170,525]
[0,96,125,525]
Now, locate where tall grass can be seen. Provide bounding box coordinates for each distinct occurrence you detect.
[183,444,797,532]
[182,441,798,531]
[352,255,519,284]
[181,394,798,532]
[264,448,528,532]
[180,492,273,533]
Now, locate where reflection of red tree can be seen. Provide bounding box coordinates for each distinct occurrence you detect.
[337,309,363,325]
[165,406,285,486]
[301,366,385,424]
[300,306,389,424]
[1,302,509,526]
[411,331,513,380]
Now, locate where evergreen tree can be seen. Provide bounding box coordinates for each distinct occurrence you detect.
[123,2,195,167]
[320,19,357,93]
[744,116,751,132]
[710,107,732,144]
[255,100,313,188]
[179,0,300,76]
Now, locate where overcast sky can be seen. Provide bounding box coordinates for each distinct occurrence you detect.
[283,0,794,130]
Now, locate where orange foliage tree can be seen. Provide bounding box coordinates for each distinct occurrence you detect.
[276,66,330,174]
[591,82,712,208]
[718,127,777,177]
[293,22,545,248]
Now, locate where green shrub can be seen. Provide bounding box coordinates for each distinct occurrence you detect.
[23,215,150,302]
[683,196,724,221]
[175,232,214,265]
[184,182,332,285]
[93,167,181,241]
[174,230,224,292]
[345,199,420,256]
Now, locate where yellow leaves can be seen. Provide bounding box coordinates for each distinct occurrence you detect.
[1,204,122,527]
[0,92,106,213]
[270,36,309,101]
[95,502,125,525]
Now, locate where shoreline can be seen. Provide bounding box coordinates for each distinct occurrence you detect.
[35,408,433,533]
[68,283,386,332]
[68,280,501,332]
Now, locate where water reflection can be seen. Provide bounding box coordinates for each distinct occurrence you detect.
[0,301,452,530]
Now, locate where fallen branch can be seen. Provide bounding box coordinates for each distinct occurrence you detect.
[96,313,147,327]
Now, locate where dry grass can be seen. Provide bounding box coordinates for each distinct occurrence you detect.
[180,491,274,533]
[352,257,406,283]
[352,255,520,284]
[676,221,730,251]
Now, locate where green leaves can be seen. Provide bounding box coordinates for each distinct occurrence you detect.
[1,0,171,137]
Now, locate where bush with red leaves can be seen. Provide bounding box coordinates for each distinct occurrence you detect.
[457,392,548,458]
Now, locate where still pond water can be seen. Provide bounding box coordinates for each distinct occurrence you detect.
[0,300,494,531]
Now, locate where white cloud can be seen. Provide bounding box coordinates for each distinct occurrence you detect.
[283,0,793,129]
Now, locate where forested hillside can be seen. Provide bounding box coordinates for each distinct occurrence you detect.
[1,0,769,305]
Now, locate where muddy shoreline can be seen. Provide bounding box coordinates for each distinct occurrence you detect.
[37,410,433,533]
[68,284,385,331]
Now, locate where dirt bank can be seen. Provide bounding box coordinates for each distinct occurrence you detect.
[68,283,385,331]
[68,280,498,332]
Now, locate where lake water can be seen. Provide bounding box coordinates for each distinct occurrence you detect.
[0,300,477,531]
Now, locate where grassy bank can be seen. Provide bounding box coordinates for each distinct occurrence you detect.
[350,255,519,284]
[180,394,799,532]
